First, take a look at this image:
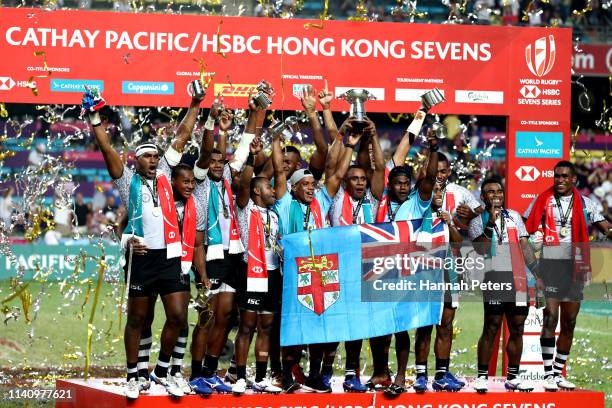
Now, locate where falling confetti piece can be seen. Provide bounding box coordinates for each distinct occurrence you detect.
[26,51,52,96]
[304,0,329,29]
[0,103,7,118]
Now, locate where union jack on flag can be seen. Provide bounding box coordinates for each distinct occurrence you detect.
[359,218,449,281]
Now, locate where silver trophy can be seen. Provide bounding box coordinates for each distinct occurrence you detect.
[431,122,447,139]
[269,116,301,142]
[338,89,376,130]
[420,88,445,112]
[190,79,206,98]
[253,80,274,109]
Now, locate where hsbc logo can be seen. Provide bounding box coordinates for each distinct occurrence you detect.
[251,266,264,274]
[0,77,15,90]
[515,166,553,181]
[520,85,541,98]
[525,36,556,77]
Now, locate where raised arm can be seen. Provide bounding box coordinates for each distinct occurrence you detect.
[237,137,262,209]
[326,116,354,180]
[272,132,287,200]
[216,109,233,159]
[417,130,438,202]
[393,108,425,166]
[326,132,362,197]
[365,119,385,200]
[301,85,328,175]
[318,81,338,142]
[82,89,123,179]
[172,84,205,153]
[195,100,223,171]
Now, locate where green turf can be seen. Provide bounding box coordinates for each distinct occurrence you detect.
[1,280,610,407]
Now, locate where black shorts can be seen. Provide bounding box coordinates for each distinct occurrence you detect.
[206,251,241,291]
[540,259,584,301]
[482,270,529,316]
[236,263,282,313]
[124,249,189,298]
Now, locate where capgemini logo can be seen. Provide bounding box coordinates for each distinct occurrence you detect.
[525,35,556,77]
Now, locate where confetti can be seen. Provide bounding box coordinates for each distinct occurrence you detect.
[26,51,52,96]
[0,103,8,118]
[304,0,330,29]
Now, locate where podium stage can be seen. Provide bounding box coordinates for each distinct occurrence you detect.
[56,377,604,408]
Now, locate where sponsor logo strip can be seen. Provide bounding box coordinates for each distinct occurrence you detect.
[50,79,104,93]
[395,88,445,102]
[515,131,563,158]
[455,90,504,104]
[122,81,174,95]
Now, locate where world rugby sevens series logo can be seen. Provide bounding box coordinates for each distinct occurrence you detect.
[525,35,556,77]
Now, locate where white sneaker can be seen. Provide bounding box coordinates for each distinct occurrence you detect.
[124,378,140,399]
[150,372,185,397]
[232,378,247,395]
[555,376,576,390]
[225,372,253,387]
[253,378,282,394]
[138,376,151,393]
[543,376,559,392]
[173,372,193,395]
[472,376,488,394]
[505,378,534,392]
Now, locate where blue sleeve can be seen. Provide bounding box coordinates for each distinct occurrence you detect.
[273,191,292,235]
[395,190,432,221]
[316,187,333,216]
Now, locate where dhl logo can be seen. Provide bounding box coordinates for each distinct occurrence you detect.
[213,83,257,97]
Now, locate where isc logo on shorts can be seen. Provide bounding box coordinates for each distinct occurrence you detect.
[247,298,260,305]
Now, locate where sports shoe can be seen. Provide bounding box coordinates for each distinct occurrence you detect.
[555,375,576,390]
[413,376,428,393]
[292,364,306,384]
[201,374,232,393]
[322,374,332,389]
[189,377,214,396]
[302,376,332,393]
[138,376,151,392]
[505,378,534,392]
[271,373,283,388]
[446,371,466,388]
[253,378,282,394]
[124,378,140,399]
[232,378,247,395]
[343,376,367,393]
[149,372,184,397]
[172,372,193,395]
[543,376,559,392]
[432,373,462,392]
[282,379,300,393]
[472,376,488,394]
[384,383,406,397]
[225,372,254,388]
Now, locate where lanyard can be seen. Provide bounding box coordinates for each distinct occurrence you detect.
[491,209,505,245]
[304,205,312,230]
[387,200,400,221]
[218,181,229,218]
[352,197,365,223]
[554,194,573,228]
[140,176,158,207]
[263,209,272,249]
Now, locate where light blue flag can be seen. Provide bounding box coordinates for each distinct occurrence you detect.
[280,222,445,346]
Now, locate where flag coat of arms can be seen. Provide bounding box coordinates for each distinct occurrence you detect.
[280,221,445,346]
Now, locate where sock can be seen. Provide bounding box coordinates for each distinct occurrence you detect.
[477,363,489,379]
[270,358,281,375]
[553,349,570,377]
[138,328,152,378]
[127,361,138,381]
[154,351,171,378]
[202,354,219,378]
[237,365,247,380]
[540,337,555,379]
[415,361,427,379]
[345,358,358,381]
[190,359,202,380]
[282,359,294,383]
[435,358,449,380]
[309,357,322,378]
[228,357,237,375]
[507,364,519,381]
[255,361,268,382]
[170,326,188,376]
[322,363,333,377]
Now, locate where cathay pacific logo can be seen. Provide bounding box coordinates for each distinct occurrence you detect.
[516,131,563,158]
[525,36,556,77]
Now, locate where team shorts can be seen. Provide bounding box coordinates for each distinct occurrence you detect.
[236,263,282,313]
[124,249,189,298]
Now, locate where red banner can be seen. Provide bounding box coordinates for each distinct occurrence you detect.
[0,8,572,212]
[573,44,612,76]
